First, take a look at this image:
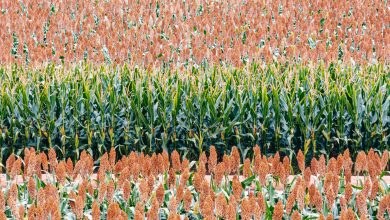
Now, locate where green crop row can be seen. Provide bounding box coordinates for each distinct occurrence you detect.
[0,63,388,162]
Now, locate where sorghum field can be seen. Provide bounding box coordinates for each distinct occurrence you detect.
[0,0,389,219]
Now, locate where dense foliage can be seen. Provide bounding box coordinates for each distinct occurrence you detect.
[1,146,389,219]
[0,64,388,161]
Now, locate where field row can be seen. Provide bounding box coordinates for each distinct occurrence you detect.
[1,146,389,219]
[0,64,388,161]
[0,0,388,66]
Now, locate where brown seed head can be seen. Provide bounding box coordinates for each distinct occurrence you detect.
[6,154,16,175]
[48,148,58,172]
[243,158,252,178]
[232,175,243,198]
[272,200,284,220]
[297,150,305,173]
[291,210,301,220]
[92,201,100,220]
[231,147,241,174]
[171,150,181,172]
[356,192,367,217]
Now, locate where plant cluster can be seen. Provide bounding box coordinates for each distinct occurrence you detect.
[0,146,389,219]
[0,0,388,67]
[0,64,388,162]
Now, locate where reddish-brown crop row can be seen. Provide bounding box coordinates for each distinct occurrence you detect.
[0,0,388,67]
[0,146,389,219]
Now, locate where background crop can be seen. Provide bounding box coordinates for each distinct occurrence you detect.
[0,0,388,67]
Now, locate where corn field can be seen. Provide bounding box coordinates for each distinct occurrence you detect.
[0,146,389,219]
[0,64,388,162]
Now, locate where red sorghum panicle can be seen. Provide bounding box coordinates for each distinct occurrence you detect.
[56,161,67,184]
[176,183,184,202]
[181,168,190,186]
[309,184,322,210]
[231,147,241,174]
[240,197,252,220]
[66,158,74,177]
[109,147,116,168]
[215,193,226,217]
[258,156,269,186]
[326,214,334,220]
[148,197,159,219]
[377,194,389,219]
[347,208,356,220]
[169,168,177,187]
[7,183,18,216]
[121,180,131,202]
[356,192,367,217]
[171,150,181,172]
[296,183,305,211]
[208,145,218,174]
[225,202,236,220]
[327,158,337,175]
[40,152,49,173]
[98,181,107,203]
[272,200,284,220]
[257,191,265,216]
[0,190,4,211]
[340,196,347,210]
[0,211,6,220]
[48,148,58,172]
[169,196,178,213]
[381,150,389,171]
[18,204,25,220]
[162,151,170,172]
[92,201,100,220]
[232,175,242,198]
[362,178,371,198]
[291,210,301,220]
[303,167,311,187]
[213,162,225,185]
[243,158,251,178]
[368,149,381,179]
[310,157,318,176]
[107,202,121,220]
[297,150,305,173]
[222,154,231,175]
[318,155,326,177]
[283,156,290,176]
[135,201,145,218]
[286,192,296,214]
[336,154,344,175]
[276,162,286,185]
[271,152,280,175]
[200,195,214,218]
[106,180,115,202]
[370,178,379,201]
[355,151,367,174]
[167,211,180,220]
[73,195,84,219]
[181,158,189,173]
[6,154,15,174]
[253,145,261,158]
[183,189,192,211]
[325,185,336,210]
[28,177,36,200]
[156,183,165,205]
[345,183,352,202]
[10,158,22,179]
